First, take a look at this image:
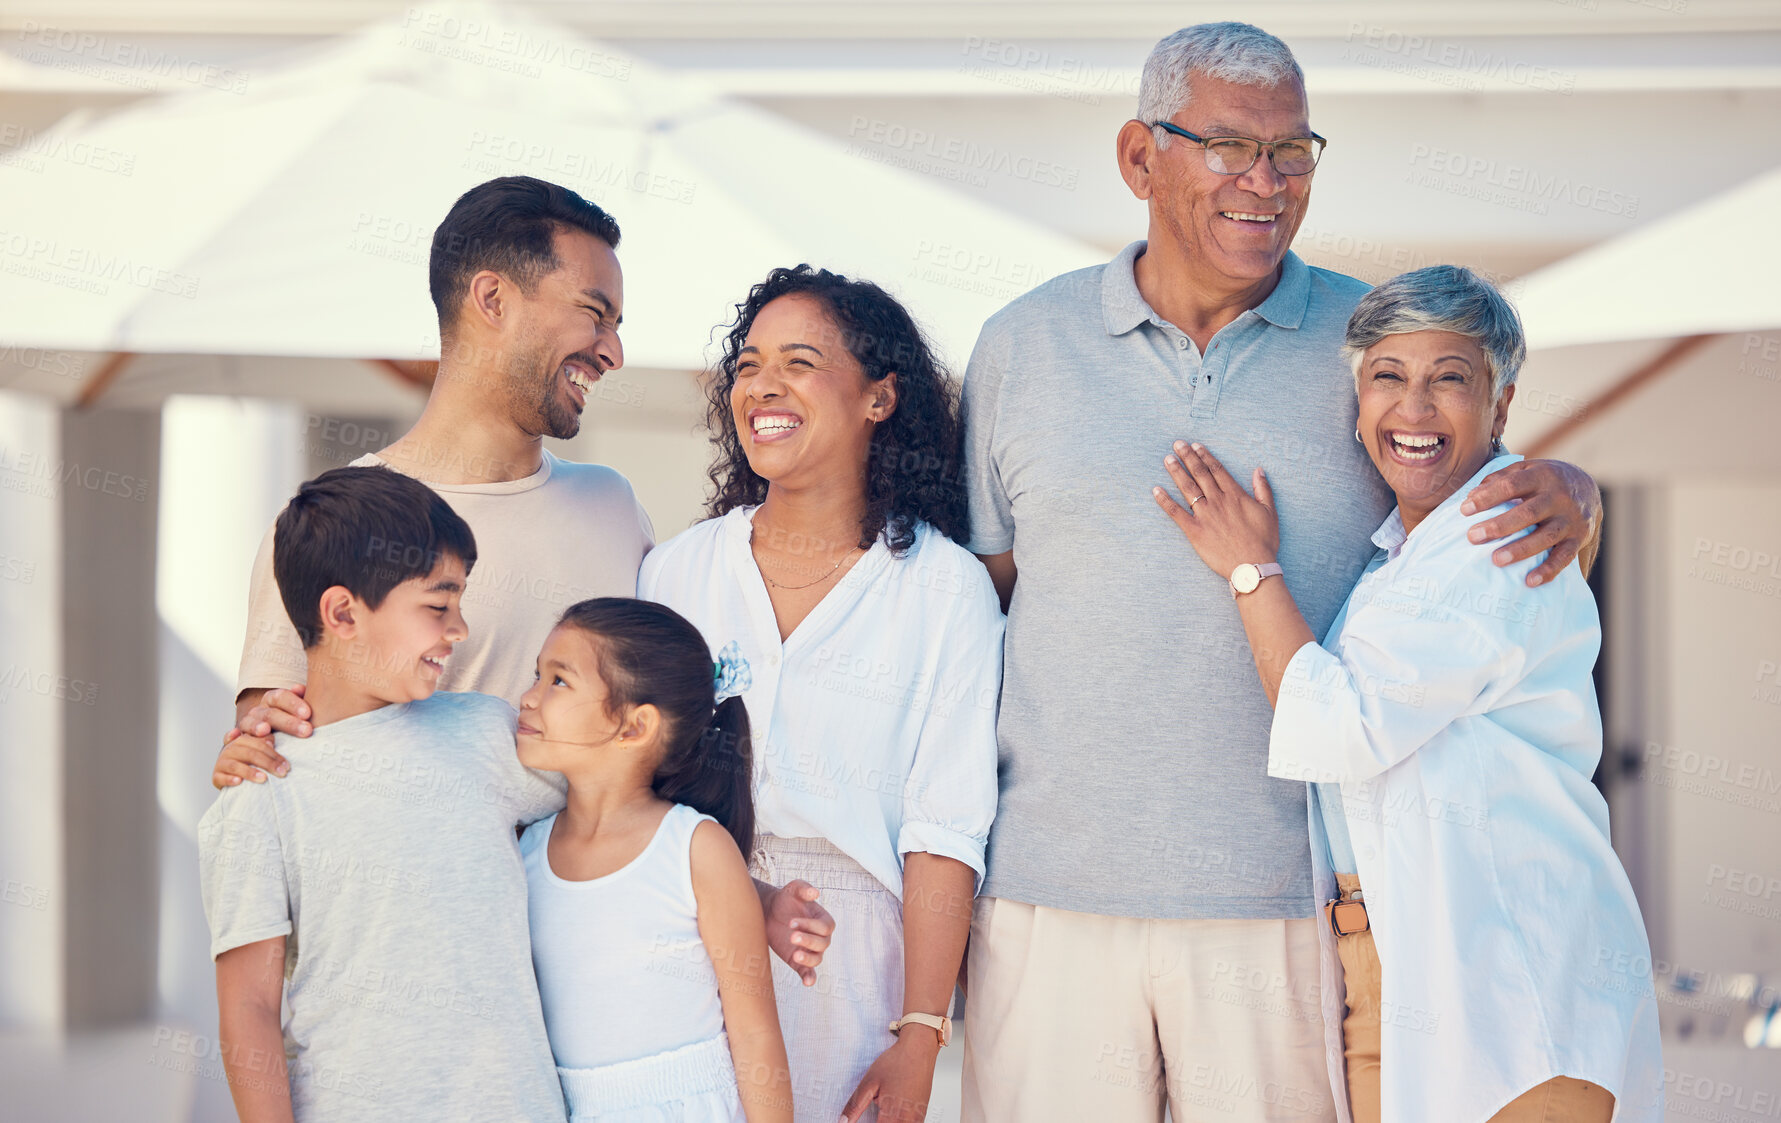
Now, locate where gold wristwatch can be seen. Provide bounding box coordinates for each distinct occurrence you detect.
[1229,561,1283,597]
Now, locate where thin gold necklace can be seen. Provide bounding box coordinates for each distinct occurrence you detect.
[760,546,860,590]
[753,514,863,590]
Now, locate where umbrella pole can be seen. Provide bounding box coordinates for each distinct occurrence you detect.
[1525,333,1718,457]
[73,351,137,410]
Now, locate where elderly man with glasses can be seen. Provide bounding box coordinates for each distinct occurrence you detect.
[958,22,1602,1123]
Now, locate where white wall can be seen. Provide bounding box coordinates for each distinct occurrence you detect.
[1660,483,1781,979]
[0,393,64,1029]
[154,395,305,1121]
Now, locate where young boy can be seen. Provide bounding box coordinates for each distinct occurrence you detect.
[198,466,568,1122]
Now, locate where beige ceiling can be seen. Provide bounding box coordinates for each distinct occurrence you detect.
[7,0,1781,38]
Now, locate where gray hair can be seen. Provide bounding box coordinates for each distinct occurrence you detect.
[1139,23,1304,148]
[1342,265,1527,400]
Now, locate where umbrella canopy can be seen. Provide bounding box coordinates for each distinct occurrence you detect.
[1515,165,1781,353]
[0,2,1103,410]
[1507,164,1781,471]
[0,46,141,93]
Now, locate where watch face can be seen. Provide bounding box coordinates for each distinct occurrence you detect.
[1233,564,1260,593]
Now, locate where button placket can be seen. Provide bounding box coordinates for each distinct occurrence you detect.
[1165,329,1205,401]
[1191,331,1233,419]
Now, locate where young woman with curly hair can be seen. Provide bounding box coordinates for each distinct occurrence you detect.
[638,265,1003,1122]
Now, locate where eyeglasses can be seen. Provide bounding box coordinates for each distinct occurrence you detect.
[1148,121,1327,177]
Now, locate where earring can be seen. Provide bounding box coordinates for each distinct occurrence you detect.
[1354,429,1363,443]
[1491,434,1505,454]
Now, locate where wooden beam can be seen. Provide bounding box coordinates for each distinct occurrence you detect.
[72,350,135,410]
[1525,333,1718,458]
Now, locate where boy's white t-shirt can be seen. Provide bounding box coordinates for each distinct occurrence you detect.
[236,449,654,707]
[198,691,570,1121]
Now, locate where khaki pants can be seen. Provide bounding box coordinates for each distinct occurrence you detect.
[962,897,1335,1123]
[1332,873,1616,1123]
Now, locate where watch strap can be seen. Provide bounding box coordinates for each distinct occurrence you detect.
[1230,561,1284,597]
[888,1012,952,1046]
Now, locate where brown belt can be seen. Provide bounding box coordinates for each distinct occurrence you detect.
[1324,894,1369,937]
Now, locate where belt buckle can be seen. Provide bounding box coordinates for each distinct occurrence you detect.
[1326,897,1369,938]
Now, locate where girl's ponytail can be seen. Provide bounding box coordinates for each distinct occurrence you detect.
[655,694,754,855]
[553,597,756,855]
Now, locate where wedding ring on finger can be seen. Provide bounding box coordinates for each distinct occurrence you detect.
[1189,494,1207,510]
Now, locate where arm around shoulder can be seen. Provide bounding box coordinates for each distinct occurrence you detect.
[236,520,308,704]
[217,522,312,789]
[690,820,792,1123]
[1463,457,1602,586]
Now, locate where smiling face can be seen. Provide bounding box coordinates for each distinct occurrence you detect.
[316,553,469,705]
[1143,72,1315,286]
[515,624,626,772]
[728,293,895,492]
[1356,330,1515,526]
[498,227,624,440]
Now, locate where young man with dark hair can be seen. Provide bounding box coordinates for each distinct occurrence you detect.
[216,176,834,983]
[200,466,568,1122]
[234,174,639,710]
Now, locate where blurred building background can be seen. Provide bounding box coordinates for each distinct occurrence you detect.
[1,1,1778,1119]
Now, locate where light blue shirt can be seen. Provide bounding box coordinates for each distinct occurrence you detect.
[1270,454,1664,1122]
[1313,781,1358,875]
[1314,517,1423,877]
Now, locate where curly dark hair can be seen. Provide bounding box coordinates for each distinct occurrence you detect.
[703,265,969,555]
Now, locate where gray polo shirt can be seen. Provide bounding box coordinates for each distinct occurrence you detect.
[963,240,1394,919]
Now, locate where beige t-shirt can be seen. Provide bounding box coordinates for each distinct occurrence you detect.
[236,449,654,707]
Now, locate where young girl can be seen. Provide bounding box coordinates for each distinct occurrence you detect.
[515,597,792,1123]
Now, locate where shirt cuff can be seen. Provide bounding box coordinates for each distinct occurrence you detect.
[965,537,1013,559]
[1267,641,1350,785]
[897,821,988,895]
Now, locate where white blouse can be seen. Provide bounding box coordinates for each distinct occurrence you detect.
[1268,455,1664,1122]
[637,507,1003,898]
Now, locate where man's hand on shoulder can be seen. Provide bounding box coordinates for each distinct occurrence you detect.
[213,686,310,789]
[1462,458,1602,588]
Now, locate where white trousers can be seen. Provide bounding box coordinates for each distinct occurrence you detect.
[751,834,905,1123]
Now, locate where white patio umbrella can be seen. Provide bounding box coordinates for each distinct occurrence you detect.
[0,2,1102,411]
[0,45,145,94]
[1507,165,1781,474]
[1516,165,1781,353]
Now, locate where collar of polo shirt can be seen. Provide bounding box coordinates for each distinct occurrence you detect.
[1100,240,1313,338]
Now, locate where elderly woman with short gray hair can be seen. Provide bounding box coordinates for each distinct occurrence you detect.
[1155,265,1663,1122]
